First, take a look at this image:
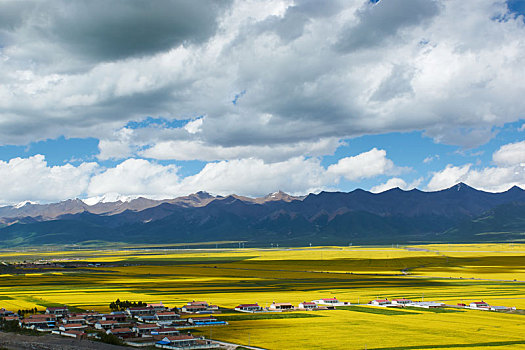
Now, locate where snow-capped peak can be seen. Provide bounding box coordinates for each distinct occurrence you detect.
[82,193,136,206]
[14,200,37,209]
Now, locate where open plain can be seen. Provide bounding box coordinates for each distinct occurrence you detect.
[1,243,524,349]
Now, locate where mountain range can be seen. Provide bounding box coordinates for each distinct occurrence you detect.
[0,183,524,247]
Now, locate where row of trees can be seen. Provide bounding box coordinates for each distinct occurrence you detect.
[17,307,39,316]
[109,299,147,311]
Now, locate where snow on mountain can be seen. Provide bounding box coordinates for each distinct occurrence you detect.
[82,193,137,206]
[14,200,38,209]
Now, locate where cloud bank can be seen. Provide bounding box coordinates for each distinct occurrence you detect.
[1,0,524,152]
[0,148,401,205]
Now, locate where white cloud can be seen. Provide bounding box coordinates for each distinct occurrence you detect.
[427,164,524,192]
[184,118,204,134]
[327,148,399,181]
[139,137,342,162]
[492,140,525,166]
[87,156,334,199]
[426,164,472,191]
[423,154,439,163]
[427,141,525,192]
[0,155,98,205]
[87,159,181,198]
[97,128,135,160]
[0,147,402,205]
[371,177,423,193]
[93,148,400,198]
[179,157,333,197]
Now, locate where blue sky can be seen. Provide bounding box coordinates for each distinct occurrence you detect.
[0,0,524,205]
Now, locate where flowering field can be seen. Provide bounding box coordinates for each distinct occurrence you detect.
[0,244,524,349]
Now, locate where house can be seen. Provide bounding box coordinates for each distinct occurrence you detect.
[20,314,57,329]
[234,304,263,313]
[369,299,390,306]
[181,301,218,313]
[58,323,87,332]
[133,323,160,335]
[137,314,157,323]
[155,312,180,324]
[61,330,87,340]
[94,320,118,330]
[155,335,216,349]
[470,301,490,309]
[73,312,102,321]
[2,316,19,322]
[187,316,217,325]
[127,307,155,318]
[63,316,87,324]
[180,304,207,313]
[298,302,317,310]
[107,327,134,338]
[490,306,510,311]
[409,302,444,308]
[102,313,127,322]
[151,327,180,336]
[46,306,68,316]
[148,302,168,312]
[312,297,350,307]
[391,298,412,306]
[268,302,294,311]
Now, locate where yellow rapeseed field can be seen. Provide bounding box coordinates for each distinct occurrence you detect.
[0,244,524,348]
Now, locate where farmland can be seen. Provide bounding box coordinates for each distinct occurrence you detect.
[1,243,525,349]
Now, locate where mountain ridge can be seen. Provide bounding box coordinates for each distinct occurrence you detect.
[1,183,524,247]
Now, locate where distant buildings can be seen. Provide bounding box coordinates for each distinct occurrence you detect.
[298,301,317,310]
[180,301,219,314]
[312,297,350,307]
[234,304,263,312]
[368,299,444,308]
[409,302,444,309]
[46,306,68,316]
[469,301,489,309]
[0,301,225,348]
[268,302,294,311]
[369,299,390,306]
[0,295,518,349]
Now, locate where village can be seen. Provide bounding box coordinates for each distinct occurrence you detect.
[0,296,518,349]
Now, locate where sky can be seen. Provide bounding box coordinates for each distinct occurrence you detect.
[0,0,525,205]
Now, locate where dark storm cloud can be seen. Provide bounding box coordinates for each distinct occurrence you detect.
[334,0,441,52]
[0,0,232,62]
[0,1,32,30]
